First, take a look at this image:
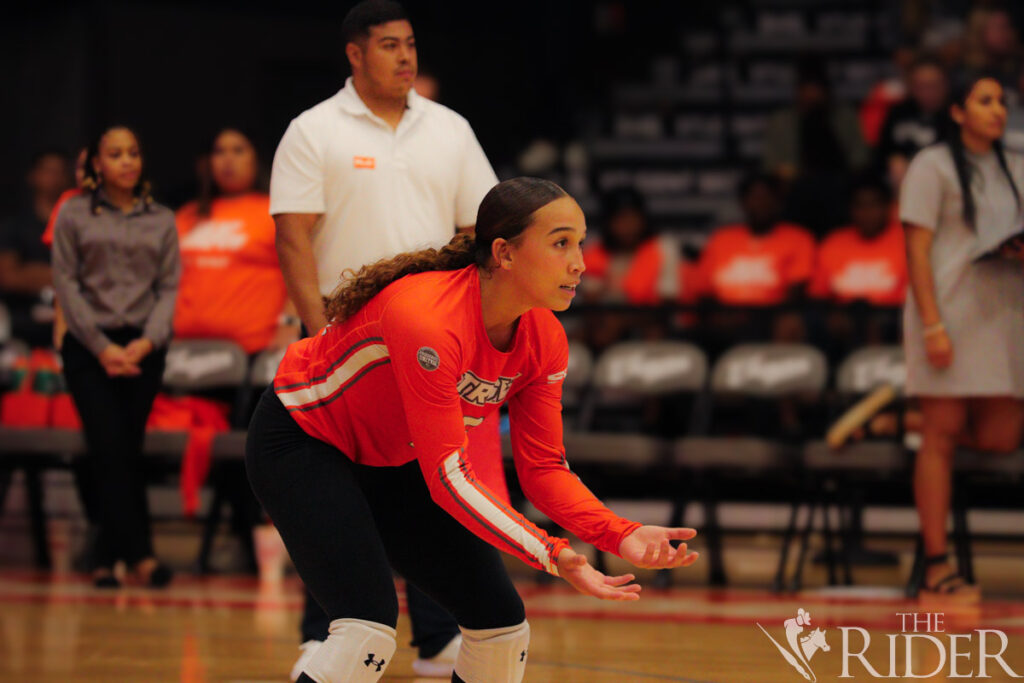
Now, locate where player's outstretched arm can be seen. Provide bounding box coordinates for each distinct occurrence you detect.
[556,547,641,601]
[618,526,700,570]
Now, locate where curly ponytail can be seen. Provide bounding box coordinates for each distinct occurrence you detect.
[324,176,568,323]
[325,233,476,322]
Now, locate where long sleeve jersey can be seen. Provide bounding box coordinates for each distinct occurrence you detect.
[273,265,640,575]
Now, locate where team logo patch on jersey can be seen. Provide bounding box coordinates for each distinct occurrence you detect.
[457,371,521,406]
[353,156,376,169]
[417,347,440,371]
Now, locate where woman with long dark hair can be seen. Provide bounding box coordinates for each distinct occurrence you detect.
[51,125,180,588]
[246,178,699,682]
[901,75,1024,598]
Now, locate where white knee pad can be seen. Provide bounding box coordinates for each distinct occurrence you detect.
[454,620,530,683]
[301,618,397,683]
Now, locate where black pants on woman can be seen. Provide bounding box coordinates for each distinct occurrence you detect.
[61,327,166,568]
[245,388,524,635]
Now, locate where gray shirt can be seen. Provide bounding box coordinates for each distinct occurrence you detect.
[52,192,180,357]
[899,143,1024,397]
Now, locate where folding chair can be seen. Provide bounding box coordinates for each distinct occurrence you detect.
[672,343,827,586]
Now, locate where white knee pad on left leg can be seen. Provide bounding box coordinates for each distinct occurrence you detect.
[302,618,397,683]
[454,620,530,683]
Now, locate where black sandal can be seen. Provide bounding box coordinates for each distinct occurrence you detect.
[921,553,976,596]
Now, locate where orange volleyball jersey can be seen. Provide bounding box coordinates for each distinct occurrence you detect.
[273,266,639,574]
[172,194,287,353]
[809,222,907,305]
[693,223,816,305]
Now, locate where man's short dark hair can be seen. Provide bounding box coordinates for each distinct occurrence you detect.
[342,0,409,45]
[738,172,782,201]
[849,173,893,204]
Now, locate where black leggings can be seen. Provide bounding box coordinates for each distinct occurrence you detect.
[61,327,166,567]
[245,388,524,630]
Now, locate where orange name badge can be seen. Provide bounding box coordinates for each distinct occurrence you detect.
[353,156,376,170]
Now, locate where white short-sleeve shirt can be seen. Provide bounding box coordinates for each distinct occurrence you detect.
[270,78,499,295]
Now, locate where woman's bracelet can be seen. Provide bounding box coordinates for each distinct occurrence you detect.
[922,321,946,338]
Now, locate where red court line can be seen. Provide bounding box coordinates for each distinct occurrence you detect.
[3,589,1024,633]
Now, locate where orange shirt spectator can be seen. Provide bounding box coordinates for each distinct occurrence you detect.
[173,192,286,353]
[173,128,294,354]
[693,222,815,305]
[810,177,906,306]
[581,188,683,304]
[810,223,906,305]
[584,238,666,305]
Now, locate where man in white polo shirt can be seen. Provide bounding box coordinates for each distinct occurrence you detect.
[271,5,495,334]
[269,1,498,680]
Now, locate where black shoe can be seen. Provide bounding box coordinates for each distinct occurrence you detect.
[144,564,173,588]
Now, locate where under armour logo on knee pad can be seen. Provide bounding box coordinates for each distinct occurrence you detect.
[364,653,386,672]
[520,650,527,662]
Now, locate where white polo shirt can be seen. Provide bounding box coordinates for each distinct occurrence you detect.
[270,77,498,295]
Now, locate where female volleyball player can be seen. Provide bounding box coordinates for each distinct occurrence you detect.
[902,74,1024,597]
[246,177,699,682]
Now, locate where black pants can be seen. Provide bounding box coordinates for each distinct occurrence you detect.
[246,388,524,636]
[61,328,166,567]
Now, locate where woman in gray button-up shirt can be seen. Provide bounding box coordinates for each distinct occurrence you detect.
[51,125,180,589]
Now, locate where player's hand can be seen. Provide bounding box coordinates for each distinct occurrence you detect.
[924,329,953,369]
[556,547,641,601]
[619,526,700,569]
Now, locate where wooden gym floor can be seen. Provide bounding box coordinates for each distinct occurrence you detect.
[4,558,1024,683]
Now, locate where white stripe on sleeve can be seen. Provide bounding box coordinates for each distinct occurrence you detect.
[441,451,558,575]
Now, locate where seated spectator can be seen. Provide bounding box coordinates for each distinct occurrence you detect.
[764,58,869,236]
[873,55,950,187]
[173,128,296,572]
[0,150,71,346]
[858,45,915,147]
[960,3,1022,89]
[174,127,299,355]
[579,188,679,350]
[582,188,676,305]
[810,177,906,307]
[690,174,815,349]
[810,175,906,359]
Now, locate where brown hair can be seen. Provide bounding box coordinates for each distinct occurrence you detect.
[325,176,568,322]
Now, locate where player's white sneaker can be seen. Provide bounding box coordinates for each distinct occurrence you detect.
[290,639,323,681]
[411,634,462,677]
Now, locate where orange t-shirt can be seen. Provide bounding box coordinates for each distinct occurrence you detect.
[693,223,816,305]
[42,188,84,247]
[582,238,665,304]
[173,193,286,353]
[809,222,907,305]
[274,266,640,574]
